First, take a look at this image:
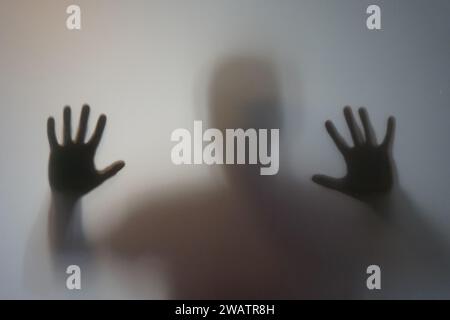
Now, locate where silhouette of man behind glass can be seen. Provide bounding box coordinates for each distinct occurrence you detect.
[46,55,450,299]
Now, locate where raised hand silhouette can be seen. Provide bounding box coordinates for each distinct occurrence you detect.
[312,106,396,200]
[47,105,125,199]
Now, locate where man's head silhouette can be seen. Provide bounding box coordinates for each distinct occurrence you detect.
[208,55,283,184]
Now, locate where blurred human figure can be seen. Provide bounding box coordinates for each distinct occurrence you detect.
[44,57,450,299]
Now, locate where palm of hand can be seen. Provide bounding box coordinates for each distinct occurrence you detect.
[343,143,393,196]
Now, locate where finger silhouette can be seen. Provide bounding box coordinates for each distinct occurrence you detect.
[98,161,126,184]
[312,175,345,192]
[75,104,90,143]
[47,117,58,149]
[382,116,396,150]
[358,107,377,146]
[325,120,349,155]
[88,114,107,149]
[344,106,364,146]
[63,106,72,146]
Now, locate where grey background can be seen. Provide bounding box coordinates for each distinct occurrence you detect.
[0,0,449,298]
